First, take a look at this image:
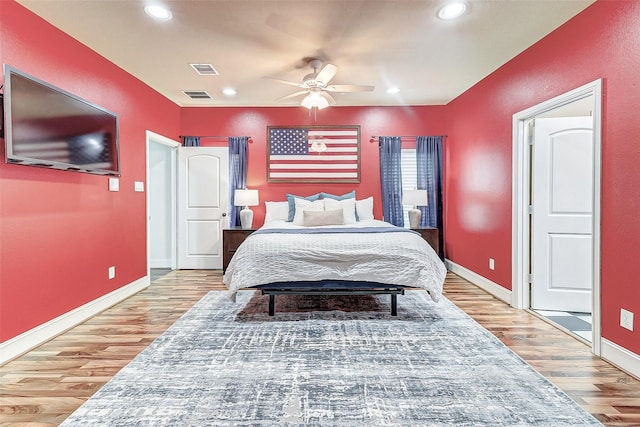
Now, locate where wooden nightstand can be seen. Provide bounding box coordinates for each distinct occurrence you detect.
[223,227,256,273]
[411,227,440,257]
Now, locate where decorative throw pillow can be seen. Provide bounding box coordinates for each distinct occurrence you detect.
[356,196,374,221]
[303,209,345,227]
[286,193,321,222]
[320,190,356,200]
[264,201,289,224]
[323,197,357,224]
[293,198,325,225]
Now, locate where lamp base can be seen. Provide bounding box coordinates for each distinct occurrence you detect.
[240,208,254,229]
[408,208,421,229]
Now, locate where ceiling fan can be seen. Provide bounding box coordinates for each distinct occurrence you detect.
[265,59,374,109]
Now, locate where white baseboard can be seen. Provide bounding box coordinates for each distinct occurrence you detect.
[601,339,640,380]
[445,259,512,304]
[0,276,150,365]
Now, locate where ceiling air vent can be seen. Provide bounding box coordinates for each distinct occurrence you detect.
[182,90,212,100]
[189,63,219,76]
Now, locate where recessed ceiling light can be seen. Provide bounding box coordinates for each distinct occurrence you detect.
[222,88,237,96]
[386,87,400,94]
[438,2,466,20]
[144,4,172,21]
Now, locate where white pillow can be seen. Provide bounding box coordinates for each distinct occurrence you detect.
[356,197,374,221]
[323,197,357,224]
[303,209,345,227]
[264,201,289,224]
[293,198,324,225]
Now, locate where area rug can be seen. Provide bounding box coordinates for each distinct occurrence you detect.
[60,290,602,426]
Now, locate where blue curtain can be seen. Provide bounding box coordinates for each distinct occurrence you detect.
[183,136,200,147]
[379,136,404,227]
[228,136,249,227]
[416,135,444,258]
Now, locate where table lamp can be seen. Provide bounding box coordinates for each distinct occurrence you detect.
[234,189,259,229]
[402,189,428,229]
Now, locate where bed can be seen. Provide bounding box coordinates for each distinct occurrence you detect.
[223,197,447,316]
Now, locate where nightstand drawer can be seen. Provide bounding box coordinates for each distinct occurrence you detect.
[223,228,256,272]
[227,232,251,251]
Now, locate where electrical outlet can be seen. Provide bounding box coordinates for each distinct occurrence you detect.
[108,266,116,280]
[134,181,144,192]
[489,258,495,270]
[620,308,634,331]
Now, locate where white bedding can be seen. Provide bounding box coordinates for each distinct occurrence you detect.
[223,219,447,302]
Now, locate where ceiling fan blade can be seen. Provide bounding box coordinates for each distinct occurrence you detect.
[315,64,338,86]
[325,84,375,93]
[277,90,310,101]
[320,91,337,106]
[263,76,304,87]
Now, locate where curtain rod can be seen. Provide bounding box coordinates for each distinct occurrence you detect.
[369,135,447,143]
[179,135,253,143]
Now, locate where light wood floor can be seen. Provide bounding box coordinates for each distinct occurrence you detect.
[1,270,639,426]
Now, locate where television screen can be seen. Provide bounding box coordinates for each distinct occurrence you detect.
[3,65,120,176]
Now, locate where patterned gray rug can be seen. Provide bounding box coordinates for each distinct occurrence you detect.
[60,290,602,426]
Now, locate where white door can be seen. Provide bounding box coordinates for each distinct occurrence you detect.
[531,117,593,312]
[177,147,229,269]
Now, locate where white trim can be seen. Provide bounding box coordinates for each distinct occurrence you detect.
[511,116,530,310]
[511,79,603,356]
[0,276,149,365]
[601,339,640,380]
[445,259,511,304]
[145,131,180,278]
[591,81,603,357]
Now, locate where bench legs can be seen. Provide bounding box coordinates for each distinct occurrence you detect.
[391,294,398,316]
[268,294,276,317]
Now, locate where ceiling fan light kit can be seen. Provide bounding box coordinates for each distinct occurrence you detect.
[301,91,329,110]
[265,58,374,109]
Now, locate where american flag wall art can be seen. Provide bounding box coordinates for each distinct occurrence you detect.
[267,125,360,183]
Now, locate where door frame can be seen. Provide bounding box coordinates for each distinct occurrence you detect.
[145,130,181,277]
[511,79,602,355]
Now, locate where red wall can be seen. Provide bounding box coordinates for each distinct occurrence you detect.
[0,1,181,341]
[2,0,638,359]
[445,0,640,354]
[181,106,446,225]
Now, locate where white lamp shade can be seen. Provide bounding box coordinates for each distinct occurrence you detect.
[301,91,329,110]
[234,189,259,207]
[402,189,428,207]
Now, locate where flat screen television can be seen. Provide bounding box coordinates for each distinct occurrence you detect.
[3,64,120,176]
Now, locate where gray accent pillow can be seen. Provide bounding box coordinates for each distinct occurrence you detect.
[302,209,345,227]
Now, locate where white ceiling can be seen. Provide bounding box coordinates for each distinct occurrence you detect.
[16,0,595,107]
